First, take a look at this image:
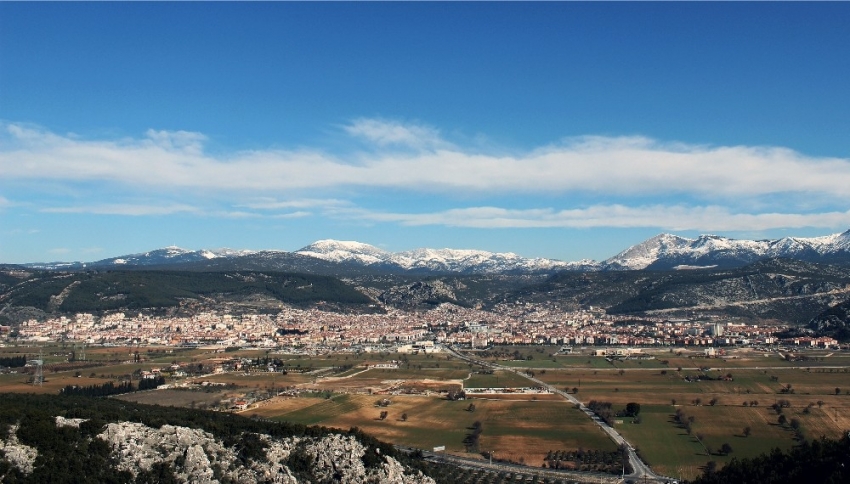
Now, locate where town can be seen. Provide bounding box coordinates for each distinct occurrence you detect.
[10,301,841,351]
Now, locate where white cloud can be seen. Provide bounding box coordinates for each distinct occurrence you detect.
[208,210,263,219]
[340,204,850,232]
[343,118,447,149]
[239,198,350,210]
[3,120,848,205]
[144,129,207,155]
[5,228,40,235]
[41,203,198,216]
[4,119,850,240]
[272,211,312,219]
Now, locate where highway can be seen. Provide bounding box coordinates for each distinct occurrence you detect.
[442,345,677,484]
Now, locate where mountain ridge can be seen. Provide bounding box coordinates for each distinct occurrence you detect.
[16,229,850,275]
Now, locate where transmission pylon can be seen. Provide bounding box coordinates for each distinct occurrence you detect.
[33,347,44,386]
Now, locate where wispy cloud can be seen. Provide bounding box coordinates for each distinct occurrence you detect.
[341,204,850,232]
[272,211,312,219]
[239,198,351,210]
[343,118,448,149]
[144,129,207,156]
[5,228,40,235]
[40,203,198,216]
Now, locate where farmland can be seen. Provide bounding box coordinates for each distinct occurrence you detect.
[245,393,617,467]
[532,351,850,480]
[1,342,848,481]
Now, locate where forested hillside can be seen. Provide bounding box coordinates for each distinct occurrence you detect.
[506,259,850,325]
[0,270,373,316]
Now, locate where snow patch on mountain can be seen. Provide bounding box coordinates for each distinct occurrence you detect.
[605,229,850,270]
[295,240,586,273]
[296,240,392,266]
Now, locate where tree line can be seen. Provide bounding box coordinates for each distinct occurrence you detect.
[545,447,632,475]
[0,356,27,368]
[690,434,850,483]
[59,375,166,397]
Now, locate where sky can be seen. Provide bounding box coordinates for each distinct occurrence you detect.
[2,2,850,264]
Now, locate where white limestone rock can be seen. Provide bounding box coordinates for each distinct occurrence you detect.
[306,434,369,483]
[55,416,88,428]
[0,424,39,475]
[96,420,432,484]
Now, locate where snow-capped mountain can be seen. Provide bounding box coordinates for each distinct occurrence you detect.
[110,247,213,264]
[18,229,850,274]
[294,239,592,273]
[296,240,393,266]
[106,247,258,266]
[604,230,850,270]
[22,247,258,270]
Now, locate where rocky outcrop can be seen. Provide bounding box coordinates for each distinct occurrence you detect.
[302,433,431,483]
[54,416,88,428]
[98,422,296,483]
[0,424,38,475]
[95,421,434,484]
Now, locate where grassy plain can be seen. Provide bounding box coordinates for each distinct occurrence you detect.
[464,370,532,389]
[532,349,850,481]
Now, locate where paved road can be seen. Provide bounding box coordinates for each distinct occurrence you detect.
[413,448,624,484]
[496,365,850,372]
[442,345,677,483]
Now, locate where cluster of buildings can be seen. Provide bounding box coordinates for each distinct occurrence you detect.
[11,300,838,350]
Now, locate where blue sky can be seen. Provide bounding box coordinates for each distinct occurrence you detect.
[2,2,850,264]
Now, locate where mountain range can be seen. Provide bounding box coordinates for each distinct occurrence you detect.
[6,236,850,333]
[17,230,850,275]
[605,230,850,270]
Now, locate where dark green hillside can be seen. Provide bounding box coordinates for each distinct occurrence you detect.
[688,434,850,484]
[808,298,850,342]
[504,259,850,324]
[0,270,373,314]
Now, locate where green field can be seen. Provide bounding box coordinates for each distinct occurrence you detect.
[616,404,799,480]
[535,362,850,480]
[464,370,534,389]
